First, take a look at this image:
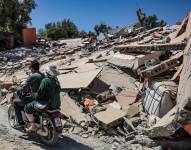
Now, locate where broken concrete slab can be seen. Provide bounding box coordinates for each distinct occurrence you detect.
[148,107,178,138]
[116,88,139,109]
[115,43,186,54]
[122,27,161,44]
[94,107,126,129]
[177,38,191,105]
[72,61,99,73]
[126,102,139,118]
[148,38,191,138]
[108,51,164,74]
[98,65,137,89]
[170,12,191,43]
[133,51,164,72]
[108,53,136,69]
[57,68,102,89]
[140,51,183,78]
[60,92,90,124]
[171,64,183,81]
[138,36,153,44]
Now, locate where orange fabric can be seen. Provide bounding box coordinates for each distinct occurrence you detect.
[84,98,94,109]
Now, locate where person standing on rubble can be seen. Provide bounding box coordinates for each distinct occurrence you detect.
[24,65,61,132]
[13,59,44,128]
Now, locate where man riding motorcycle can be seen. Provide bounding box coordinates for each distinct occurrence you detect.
[24,64,61,132]
[13,60,44,127]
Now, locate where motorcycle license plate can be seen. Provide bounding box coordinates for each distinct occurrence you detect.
[54,117,62,127]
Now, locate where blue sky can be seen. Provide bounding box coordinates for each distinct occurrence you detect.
[31,0,191,32]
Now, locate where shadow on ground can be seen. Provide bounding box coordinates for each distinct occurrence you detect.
[19,134,93,150]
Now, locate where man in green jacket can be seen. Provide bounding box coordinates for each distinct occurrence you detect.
[24,65,61,132]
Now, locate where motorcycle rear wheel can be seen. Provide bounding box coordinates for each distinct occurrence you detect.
[40,117,59,146]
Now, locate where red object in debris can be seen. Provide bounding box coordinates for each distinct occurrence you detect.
[0,82,13,90]
[84,98,94,109]
[184,124,191,136]
[23,28,36,46]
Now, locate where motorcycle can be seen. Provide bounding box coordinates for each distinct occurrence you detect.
[8,87,63,146]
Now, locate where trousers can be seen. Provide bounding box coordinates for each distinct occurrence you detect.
[13,96,33,124]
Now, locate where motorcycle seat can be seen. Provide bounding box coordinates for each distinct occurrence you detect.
[35,103,47,111]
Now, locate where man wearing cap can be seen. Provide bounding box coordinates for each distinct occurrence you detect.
[24,65,61,132]
[13,60,44,127]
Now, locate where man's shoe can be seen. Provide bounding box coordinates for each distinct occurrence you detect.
[26,123,38,132]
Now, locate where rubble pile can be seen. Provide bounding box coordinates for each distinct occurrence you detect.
[0,38,83,75]
[1,12,191,149]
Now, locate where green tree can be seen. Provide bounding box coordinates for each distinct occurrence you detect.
[0,0,37,42]
[136,8,146,26]
[144,15,167,29]
[94,23,112,35]
[144,15,158,29]
[136,9,167,29]
[66,19,78,38]
[158,19,167,27]
[45,19,79,40]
